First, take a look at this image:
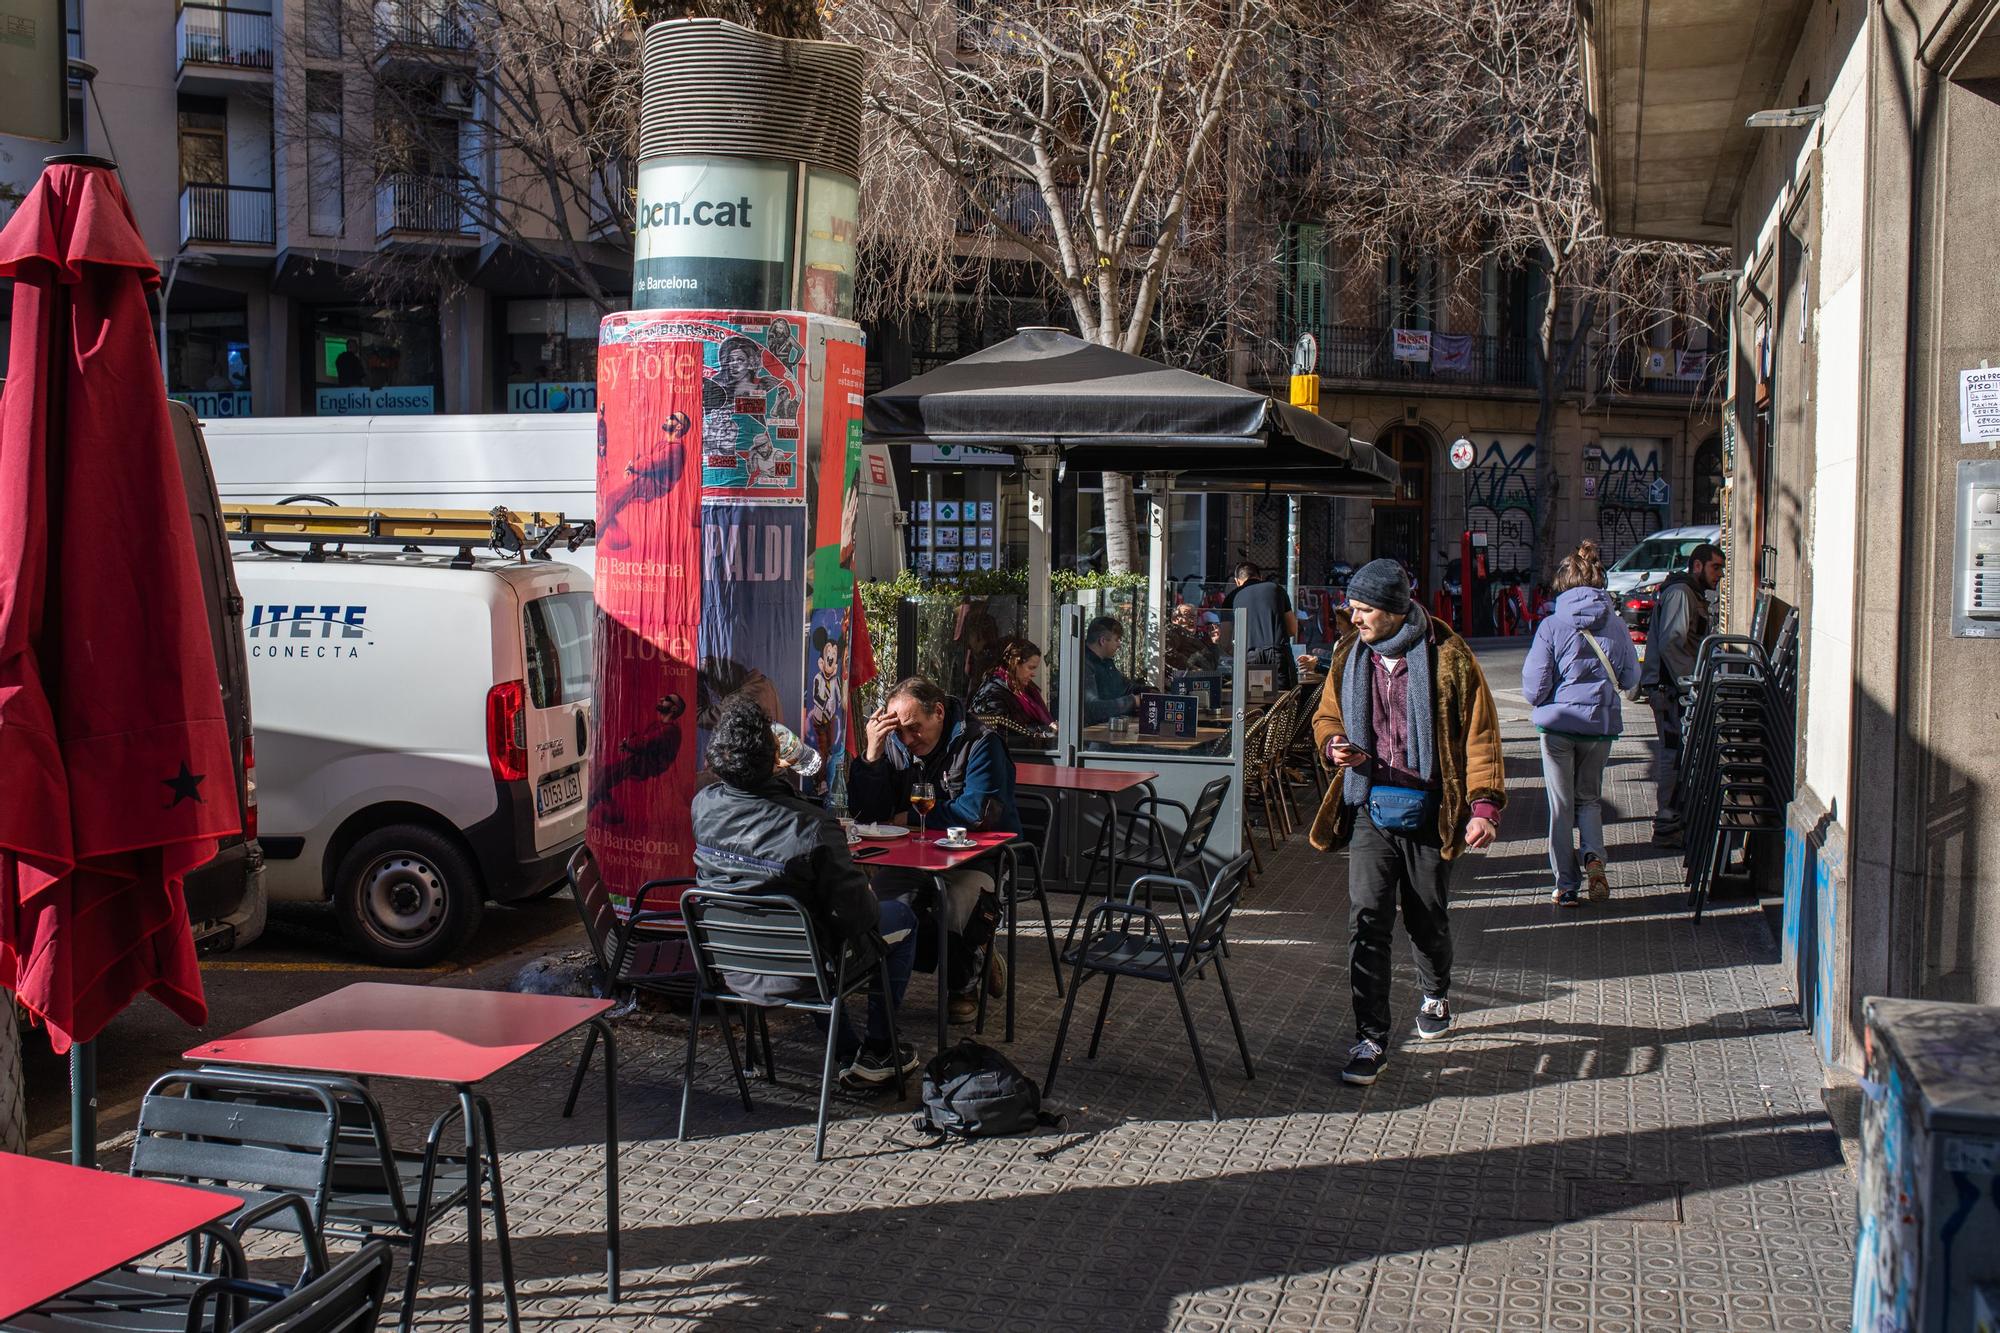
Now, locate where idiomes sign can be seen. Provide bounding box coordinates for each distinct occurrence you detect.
[633,157,793,311]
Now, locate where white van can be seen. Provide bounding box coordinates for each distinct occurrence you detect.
[233,547,593,965]
[200,413,907,582]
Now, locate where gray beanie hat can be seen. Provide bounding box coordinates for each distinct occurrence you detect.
[1346,558,1412,615]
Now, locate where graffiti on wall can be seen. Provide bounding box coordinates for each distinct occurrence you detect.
[1465,438,1537,572]
[1597,442,1667,564]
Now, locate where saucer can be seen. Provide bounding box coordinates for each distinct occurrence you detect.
[934,837,979,850]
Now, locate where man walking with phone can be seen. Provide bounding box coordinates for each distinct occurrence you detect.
[1309,559,1507,1086]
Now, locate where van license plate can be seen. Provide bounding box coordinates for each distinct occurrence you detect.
[536,767,582,817]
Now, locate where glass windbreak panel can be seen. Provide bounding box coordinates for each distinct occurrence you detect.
[1075,585,1237,757]
[524,592,594,708]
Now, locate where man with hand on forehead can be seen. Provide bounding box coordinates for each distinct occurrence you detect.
[1307,559,1507,1088]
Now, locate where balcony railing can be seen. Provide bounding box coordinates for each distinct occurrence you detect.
[176,5,274,73]
[956,183,1160,247]
[1278,323,1719,399]
[375,174,474,238]
[374,1,473,52]
[180,183,275,247]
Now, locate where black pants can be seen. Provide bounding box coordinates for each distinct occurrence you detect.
[1347,813,1453,1045]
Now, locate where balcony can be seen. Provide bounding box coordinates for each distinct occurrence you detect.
[180,183,275,250]
[1275,323,1720,401]
[175,5,273,93]
[375,174,476,244]
[956,183,1160,248]
[372,1,475,72]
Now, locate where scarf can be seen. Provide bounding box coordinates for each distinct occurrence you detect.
[1339,605,1436,806]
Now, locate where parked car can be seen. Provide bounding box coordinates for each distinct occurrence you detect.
[1607,524,1722,640]
[169,401,266,954]
[232,545,593,965]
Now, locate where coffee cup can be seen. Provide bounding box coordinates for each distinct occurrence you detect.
[946,826,968,843]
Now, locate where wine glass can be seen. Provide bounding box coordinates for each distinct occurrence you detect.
[908,781,937,841]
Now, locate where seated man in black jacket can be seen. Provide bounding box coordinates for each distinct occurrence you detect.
[691,695,919,1087]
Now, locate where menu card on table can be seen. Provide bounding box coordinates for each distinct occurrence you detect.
[1138,692,1199,738]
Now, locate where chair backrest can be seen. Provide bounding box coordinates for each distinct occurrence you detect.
[235,1240,394,1332]
[1242,711,1272,771]
[1174,776,1232,863]
[681,888,839,1005]
[1187,852,1253,959]
[566,844,618,973]
[132,1070,341,1226]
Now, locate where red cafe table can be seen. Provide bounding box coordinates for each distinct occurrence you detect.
[187,983,620,1332]
[0,1151,241,1322]
[1015,763,1159,929]
[852,830,1020,1047]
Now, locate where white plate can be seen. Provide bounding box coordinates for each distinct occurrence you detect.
[852,824,913,840]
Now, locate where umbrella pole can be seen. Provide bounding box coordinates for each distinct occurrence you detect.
[70,1040,96,1167]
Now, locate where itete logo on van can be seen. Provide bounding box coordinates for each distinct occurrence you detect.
[245,604,371,660]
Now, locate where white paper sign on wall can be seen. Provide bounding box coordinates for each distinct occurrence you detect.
[1960,366,2000,446]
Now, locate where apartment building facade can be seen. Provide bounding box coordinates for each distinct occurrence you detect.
[0,0,630,421]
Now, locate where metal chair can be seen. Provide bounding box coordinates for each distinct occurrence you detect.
[1068,776,1231,949]
[1046,853,1256,1122]
[184,1242,395,1333]
[971,796,1064,1045]
[562,846,713,1111]
[679,888,906,1161]
[187,1070,511,1333]
[14,1070,339,1332]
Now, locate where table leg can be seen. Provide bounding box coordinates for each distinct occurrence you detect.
[472,1094,522,1333]
[1003,844,1018,1044]
[458,1087,486,1333]
[586,1016,622,1303]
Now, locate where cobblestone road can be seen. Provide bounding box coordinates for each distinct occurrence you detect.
[237,647,1861,1331]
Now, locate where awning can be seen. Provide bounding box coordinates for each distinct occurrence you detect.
[865,327,1398,494]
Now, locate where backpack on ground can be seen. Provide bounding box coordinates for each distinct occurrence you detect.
[912,1039,1059,1139]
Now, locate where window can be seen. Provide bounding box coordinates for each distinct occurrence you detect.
[524,593,594,708]
[306,73,343,236]
[308,304,440,415]
[178,98,228,190]
[305,0,341,56]
[1383,245,1438,331]
[502,297,623,411]
[1284,223,1328,337]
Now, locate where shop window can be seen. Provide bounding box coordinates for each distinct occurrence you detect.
[502,296,626,413]
[165,310,253,418]
[309,304,441,415]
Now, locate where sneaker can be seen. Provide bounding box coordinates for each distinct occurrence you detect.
[1340,1038,1387,1085]
[1415,995,1453,1038]
[1555,886,1581,908]
[1584,858,1611,900]
[839,1042,919,1087]
[948,991,980,1025]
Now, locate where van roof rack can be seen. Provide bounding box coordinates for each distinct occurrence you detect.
[224,504,594,566]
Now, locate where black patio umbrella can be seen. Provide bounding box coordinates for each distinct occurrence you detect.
[864,326,1398,493]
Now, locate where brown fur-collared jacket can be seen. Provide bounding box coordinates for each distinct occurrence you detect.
[1308,614,1507,859]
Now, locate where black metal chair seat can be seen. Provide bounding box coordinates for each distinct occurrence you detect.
[1065,927,1197,980]
[183,1241,395,1333]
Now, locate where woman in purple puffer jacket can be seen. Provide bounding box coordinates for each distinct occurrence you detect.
[1521,542,1642,906]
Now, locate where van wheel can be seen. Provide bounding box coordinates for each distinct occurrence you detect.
[333,826,484,967]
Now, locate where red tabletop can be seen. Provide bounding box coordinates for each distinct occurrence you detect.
[854,829,1016,873]
[0,1152,237,1321]
[186,982,613,1086]
[1015,763,1158,794]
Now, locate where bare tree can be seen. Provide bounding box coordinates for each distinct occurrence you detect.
[832,0,1291,572]
[1308,0,1724,570]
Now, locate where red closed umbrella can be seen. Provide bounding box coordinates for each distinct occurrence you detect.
[0,160,238,1055]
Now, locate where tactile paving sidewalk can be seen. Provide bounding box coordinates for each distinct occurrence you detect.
[380,682,1855,1332]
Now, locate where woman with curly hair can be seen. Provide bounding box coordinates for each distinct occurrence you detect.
[690,694,919,1087]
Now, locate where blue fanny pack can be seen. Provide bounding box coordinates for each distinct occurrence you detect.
[1366,784,1437,834]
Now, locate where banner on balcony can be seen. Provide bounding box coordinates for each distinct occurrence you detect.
[589,335,705,911]
[1676,350,1709,381]
[1392,329,1431,363]
[1644,349,1671,378]
[1430,334,1473,373]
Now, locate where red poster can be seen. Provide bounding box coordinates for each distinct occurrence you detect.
[589,337,705,908]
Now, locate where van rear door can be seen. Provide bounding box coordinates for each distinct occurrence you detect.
[520,585,594,854]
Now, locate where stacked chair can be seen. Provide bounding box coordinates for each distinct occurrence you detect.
[1675,608,1800,920]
